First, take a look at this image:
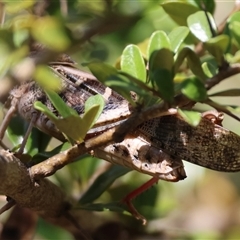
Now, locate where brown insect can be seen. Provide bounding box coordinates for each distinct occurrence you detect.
[1,56,240,224]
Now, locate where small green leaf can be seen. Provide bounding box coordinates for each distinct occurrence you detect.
[147,31,171,61]
[204,35,229,65]
[44,89,78,118]
[229,21,240,47]
[34,100,85,143]
[187,11,217,42]
[149,48,174,75]
[79,165,130,204]
[178,109,201,127]
[161,2,199,26]
[85,62,118,82]
[84,94,105,129]
[187,50,207,81]
[35,92,103,143]
[168,26,189,53]
[202,62,217,78]
[209,89,240,97]
[54,114,90,143]
[151,68,174,102]
[174,47,206,81]
[87,61,152,105]
[181,77,207,101]
[147,31,174,102]
[121,44,146,82]
[34,101,58,121]
[81,104,102,132]
[174,48,188,73]
[31,16,71,51]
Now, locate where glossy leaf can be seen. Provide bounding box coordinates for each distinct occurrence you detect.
[151,68,174,102]
[202,62,217,78]
[181,77,207,101]
[168,26,189,53]
[79,165,130,204]
[147,31,174,102]
[178,109,201,127]
[31,16,71,51]
[187,11,216,42]
[204,35,229,65]
[147,31,171,61]
[121,44,146,82]
[147,31,173,73]
[174,47,206,81]
[161,1,199,26]
[149,48,173,74]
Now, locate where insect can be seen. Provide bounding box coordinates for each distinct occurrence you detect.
[1,59,186,181]
[2,58,240,174]
[1,55,240,224]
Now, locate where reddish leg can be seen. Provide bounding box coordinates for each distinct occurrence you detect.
[121,176,159,225]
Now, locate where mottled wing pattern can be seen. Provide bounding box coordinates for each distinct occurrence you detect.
[138,115,240,172]
[9,63,132,140]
